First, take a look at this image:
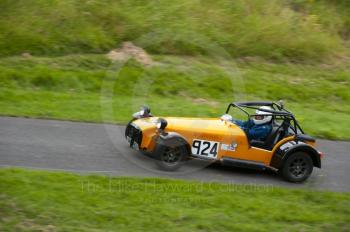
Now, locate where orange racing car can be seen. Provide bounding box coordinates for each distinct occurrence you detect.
[125,101,323,182]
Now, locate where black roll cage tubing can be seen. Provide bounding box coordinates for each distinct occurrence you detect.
[225,102,305,134]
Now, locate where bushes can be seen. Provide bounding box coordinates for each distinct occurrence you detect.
[0,0,348,61]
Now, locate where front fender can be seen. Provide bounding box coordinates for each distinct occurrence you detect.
[270,142,321,169]
[155,132,191,153]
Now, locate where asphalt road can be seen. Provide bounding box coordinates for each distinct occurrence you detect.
[1,116,349,192]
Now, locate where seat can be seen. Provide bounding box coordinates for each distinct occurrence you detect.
[250,118,290,150]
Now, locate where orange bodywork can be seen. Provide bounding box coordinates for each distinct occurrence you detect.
[132,116,316,168]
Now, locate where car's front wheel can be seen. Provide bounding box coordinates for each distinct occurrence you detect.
[280,152,313,182]
[155,144,187,171]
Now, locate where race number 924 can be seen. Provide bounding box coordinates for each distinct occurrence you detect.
[191,139,219,158]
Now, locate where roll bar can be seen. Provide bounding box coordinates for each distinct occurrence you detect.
[225,101,304,134]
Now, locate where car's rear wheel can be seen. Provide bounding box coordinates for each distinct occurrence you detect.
[155,144,187,171]
[281,152,313,182]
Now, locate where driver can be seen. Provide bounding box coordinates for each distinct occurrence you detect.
[234,106,273,141]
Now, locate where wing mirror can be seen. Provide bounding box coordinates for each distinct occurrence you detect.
[278,100,284,109]
[132,105,151,119]
[221,114,233,121]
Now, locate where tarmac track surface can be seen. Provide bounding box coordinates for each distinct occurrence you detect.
[0,117,349,192]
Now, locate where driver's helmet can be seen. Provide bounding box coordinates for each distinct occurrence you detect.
[253,106,273,125]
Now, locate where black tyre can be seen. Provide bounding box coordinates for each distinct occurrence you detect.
[281,152,313,182]
[155,144,188,171]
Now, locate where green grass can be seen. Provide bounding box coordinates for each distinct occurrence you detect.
[0,168,349,231]
[0,0,349,61]
[0,54,349,140]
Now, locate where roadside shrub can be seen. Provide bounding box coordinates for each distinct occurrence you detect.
[0,0,348,61]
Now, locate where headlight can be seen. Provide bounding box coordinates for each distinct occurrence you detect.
[156,118,167,130]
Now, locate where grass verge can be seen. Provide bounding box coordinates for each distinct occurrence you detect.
[0,54,349,140]
[0,168,350,231]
